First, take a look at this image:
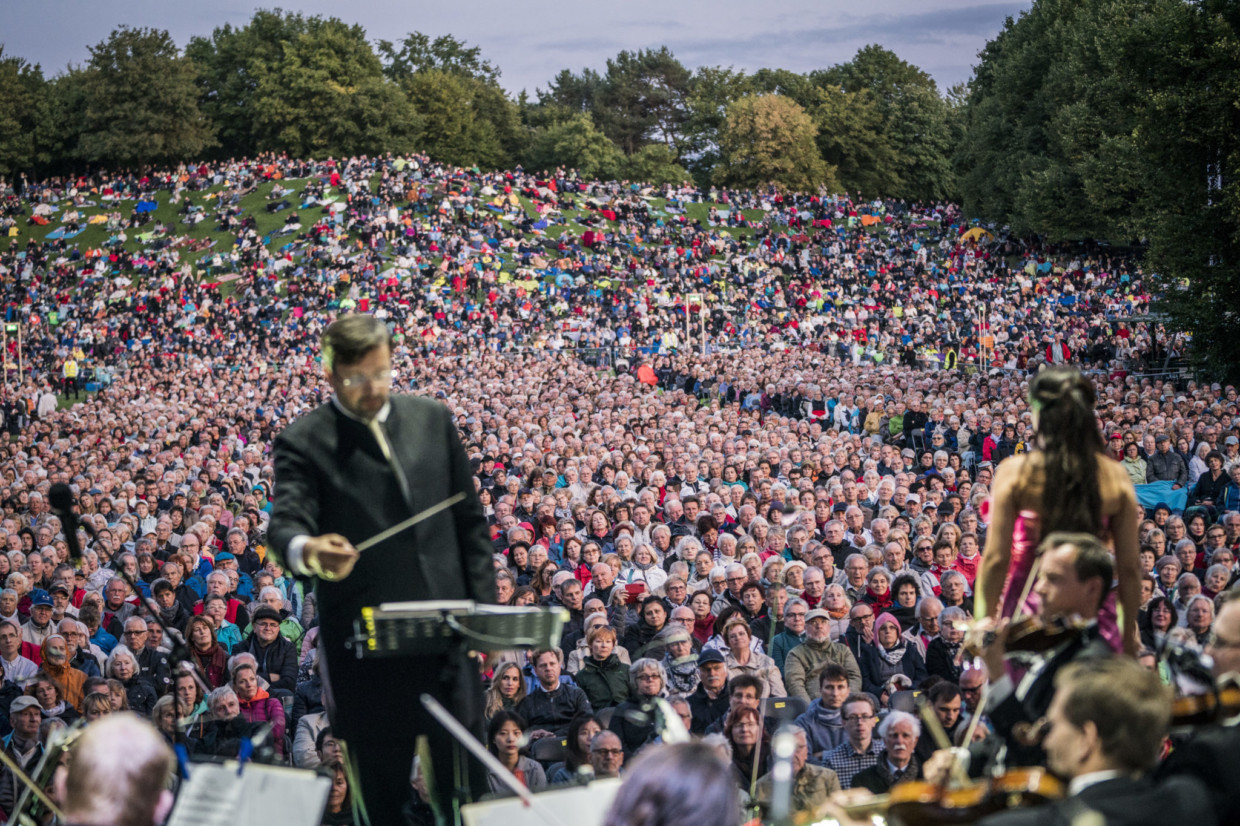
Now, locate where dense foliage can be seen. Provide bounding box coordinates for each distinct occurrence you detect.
[957,0,1240,379]
[0,11,954,200]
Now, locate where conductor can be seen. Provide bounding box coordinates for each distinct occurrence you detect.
[270,314,495,825]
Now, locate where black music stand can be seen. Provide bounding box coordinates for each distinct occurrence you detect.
[347,601,566,825]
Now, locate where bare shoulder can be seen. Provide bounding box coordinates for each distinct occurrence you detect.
[1097,454,1139,506]
[991,454,1032,493]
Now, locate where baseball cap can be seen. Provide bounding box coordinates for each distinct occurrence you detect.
[214,551,236,562]
[696,649,726,666]
[30,590,52,608]
[49,584,70,597]
[1227,436,1238,446]
[9,696,39,715]
[1156,433,1170,443]
[901,448,915,458]
[805,608,831,623]
[906,494,920,504]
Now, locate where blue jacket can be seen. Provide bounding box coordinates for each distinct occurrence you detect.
[91,627,118,655]
[795,698,846,756]
[770,629,806,676]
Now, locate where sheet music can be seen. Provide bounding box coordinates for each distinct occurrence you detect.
[167,762,331,826]
[462,778,621,826]
[166,764,244,826]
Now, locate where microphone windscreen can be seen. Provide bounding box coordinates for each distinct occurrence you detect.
[48,483,75,515]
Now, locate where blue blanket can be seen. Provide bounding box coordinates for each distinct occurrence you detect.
[1135,479,1187,513]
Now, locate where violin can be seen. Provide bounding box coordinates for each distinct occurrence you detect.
[886,779,995,825]
[962,614,1088,661]
[1004,615,1089,655]
[1170,684,1240,728]
[987,766,1063,807]
[827,769,1063,825]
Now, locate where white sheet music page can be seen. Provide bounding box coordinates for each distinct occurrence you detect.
[167,762,331,826]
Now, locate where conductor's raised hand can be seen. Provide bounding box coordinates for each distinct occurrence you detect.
[305,534,360,581]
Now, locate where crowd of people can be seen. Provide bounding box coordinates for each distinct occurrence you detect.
[0,153,1235,824]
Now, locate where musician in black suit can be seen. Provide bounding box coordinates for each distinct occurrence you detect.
[270,314,496,826]
[970,532,1114,767]
[978,657,1213,826]
[1155,594,1240,825]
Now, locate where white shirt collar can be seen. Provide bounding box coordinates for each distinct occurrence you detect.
[887,758,911,776]
[331,395,390,425]
[1068,769,1127,797]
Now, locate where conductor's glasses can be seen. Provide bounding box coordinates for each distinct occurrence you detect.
[338,369,394,388]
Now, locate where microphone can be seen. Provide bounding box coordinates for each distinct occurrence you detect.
[47,483,89,563]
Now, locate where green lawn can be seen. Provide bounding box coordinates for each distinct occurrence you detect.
[17,177,775,301]
[21,178,322,261]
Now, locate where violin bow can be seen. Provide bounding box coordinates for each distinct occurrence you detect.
[916,695,971,788]
[1009,556,1043,626]
[961,683,991,747]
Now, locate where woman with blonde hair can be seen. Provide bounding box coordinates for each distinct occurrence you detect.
[484,661,527,723]
[721,619,785,698]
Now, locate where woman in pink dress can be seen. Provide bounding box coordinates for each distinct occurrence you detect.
[976,366,1142,655]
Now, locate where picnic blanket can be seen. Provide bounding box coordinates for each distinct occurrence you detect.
[1135,480,1188,514]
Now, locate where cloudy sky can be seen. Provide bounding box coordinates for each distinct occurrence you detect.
[5,0,1030,95]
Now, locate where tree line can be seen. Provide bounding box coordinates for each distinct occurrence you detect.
[0,10,959,201]
[957,0,1240,379]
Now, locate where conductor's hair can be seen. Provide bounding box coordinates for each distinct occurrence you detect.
[63,713,174,826]
[322,314,390,370]
[602,741,737,826]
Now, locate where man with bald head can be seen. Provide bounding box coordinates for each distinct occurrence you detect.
[57,713,175,826]
[588,730,625,779]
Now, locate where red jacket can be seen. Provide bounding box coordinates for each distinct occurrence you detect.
[193,597,247,625]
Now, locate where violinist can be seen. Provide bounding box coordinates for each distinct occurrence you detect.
[977,658,1212,826]
[971,532,1114,767]
[1155,592,1240,825]
[817,658,1206,826]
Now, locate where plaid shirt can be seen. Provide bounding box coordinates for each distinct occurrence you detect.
[819,738,884,788]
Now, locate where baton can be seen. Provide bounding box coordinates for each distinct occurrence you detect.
[355,491,467,552]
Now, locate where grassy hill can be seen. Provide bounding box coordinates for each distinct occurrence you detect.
[17,176,771,292]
